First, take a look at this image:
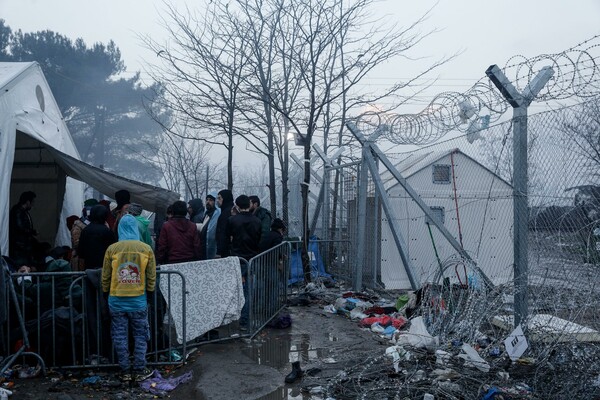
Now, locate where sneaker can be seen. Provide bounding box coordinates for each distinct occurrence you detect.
[134,368,153,381]
[119,372,132,382]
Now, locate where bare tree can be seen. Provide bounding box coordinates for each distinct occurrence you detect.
[142,2,250,190]
[139,125,225,199]
[254,0,447,281]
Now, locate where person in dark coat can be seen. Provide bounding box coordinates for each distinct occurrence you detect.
[188,198,205,227]
[157,201,201,264]
[9,191,38,266]
[78,205,116,270]
[227,195,261,329]
[249,196,272,249]
[215,190,234,258]
[260,218,286,252]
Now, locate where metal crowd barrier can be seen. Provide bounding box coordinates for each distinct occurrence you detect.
[2,246,303,370]
[1,268,186,370]
[247,243,291,338]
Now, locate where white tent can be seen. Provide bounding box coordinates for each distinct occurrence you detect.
[0,62,180,256]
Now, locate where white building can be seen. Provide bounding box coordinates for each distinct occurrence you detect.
[380,148,514,289]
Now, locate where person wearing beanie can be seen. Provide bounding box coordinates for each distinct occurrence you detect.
[99,200,117,230]
[157,200,201,264]
[128,203,152,247]
[102,214,156,382]
[199,191,221,260]
[114,190,131,212]
[187,198,205,231]
[79,205,116,270]
[260,218,286,252]
[215,189,234,258]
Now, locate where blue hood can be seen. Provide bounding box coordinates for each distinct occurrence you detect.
[118,214,140,241]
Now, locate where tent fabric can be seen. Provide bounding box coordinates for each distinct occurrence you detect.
[44,146,180,213]
[0,61,180,255]
[0,61,83,254]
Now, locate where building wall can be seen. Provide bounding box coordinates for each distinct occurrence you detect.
[380,152,514,289]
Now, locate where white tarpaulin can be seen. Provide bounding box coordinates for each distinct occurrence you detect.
[159,257,245,342]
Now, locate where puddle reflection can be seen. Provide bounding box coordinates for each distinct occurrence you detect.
[244,332,331,369]
[258,386,313,400]
[244,331,332,399]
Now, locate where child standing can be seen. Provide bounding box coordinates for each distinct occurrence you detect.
[102,214,156,382]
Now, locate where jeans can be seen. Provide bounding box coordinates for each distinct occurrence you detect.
[110,308,150,371]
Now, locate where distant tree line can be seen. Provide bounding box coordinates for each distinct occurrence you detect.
[0,19,166,184]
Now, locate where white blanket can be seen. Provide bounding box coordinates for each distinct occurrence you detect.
[159,257,244,342]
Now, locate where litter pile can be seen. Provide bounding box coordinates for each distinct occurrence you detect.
[294,280,600,399]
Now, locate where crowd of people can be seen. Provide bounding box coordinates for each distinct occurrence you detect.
[4,188,286,381]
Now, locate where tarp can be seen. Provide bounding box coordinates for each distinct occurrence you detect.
[289,237,331,284]
[44,146,180,213]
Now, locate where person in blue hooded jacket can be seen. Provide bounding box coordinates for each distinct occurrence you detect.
[102,214,156,382]
[200,192,221,260]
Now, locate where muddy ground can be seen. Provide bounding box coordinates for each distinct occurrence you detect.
[4,288,387,400]
[6,282,600,399]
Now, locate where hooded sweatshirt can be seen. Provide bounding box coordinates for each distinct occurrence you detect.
[102,214,156,312]
[215,189,234,257]
[157,215,201,264]
[188,198,205,224]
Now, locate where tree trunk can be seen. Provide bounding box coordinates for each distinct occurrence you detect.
[282,129,290,229]
[301,141,312,283]
[227,134,234,191]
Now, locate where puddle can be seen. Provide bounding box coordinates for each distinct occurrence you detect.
[244,332,331,369]
[243,330,335,399]
[258,386,313,400]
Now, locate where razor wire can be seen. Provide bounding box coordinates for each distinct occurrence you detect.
[354,35,600,145]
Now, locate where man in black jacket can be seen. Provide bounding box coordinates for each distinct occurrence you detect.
[226,195,261,329]
[9,191,37,266]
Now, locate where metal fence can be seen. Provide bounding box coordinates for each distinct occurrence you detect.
[0,251,303,370]
[1,268,186,369]
[247,242,291,338]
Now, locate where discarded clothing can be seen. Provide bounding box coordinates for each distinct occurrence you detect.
[139,370,193,394]
[159,257,244,342]
[360,315,407,329]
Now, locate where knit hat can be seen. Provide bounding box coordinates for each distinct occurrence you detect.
[84,199,98,207]
[128,203,143,217]
[271,218,286,231]
[114,190,131,211]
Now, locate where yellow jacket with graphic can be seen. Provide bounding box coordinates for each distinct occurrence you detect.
[101,240,156,297]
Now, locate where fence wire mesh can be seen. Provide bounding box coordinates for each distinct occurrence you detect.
[302,97,600,399]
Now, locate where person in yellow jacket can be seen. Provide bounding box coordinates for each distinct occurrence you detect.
[102,214,156,382]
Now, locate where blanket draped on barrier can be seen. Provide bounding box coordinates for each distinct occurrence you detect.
[159,257,244,342]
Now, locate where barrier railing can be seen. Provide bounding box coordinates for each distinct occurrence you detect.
[247,243,291,338]
[2,250,298,369]
[2,268,186,370]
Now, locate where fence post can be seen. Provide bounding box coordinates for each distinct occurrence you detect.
[486,64,554,328]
